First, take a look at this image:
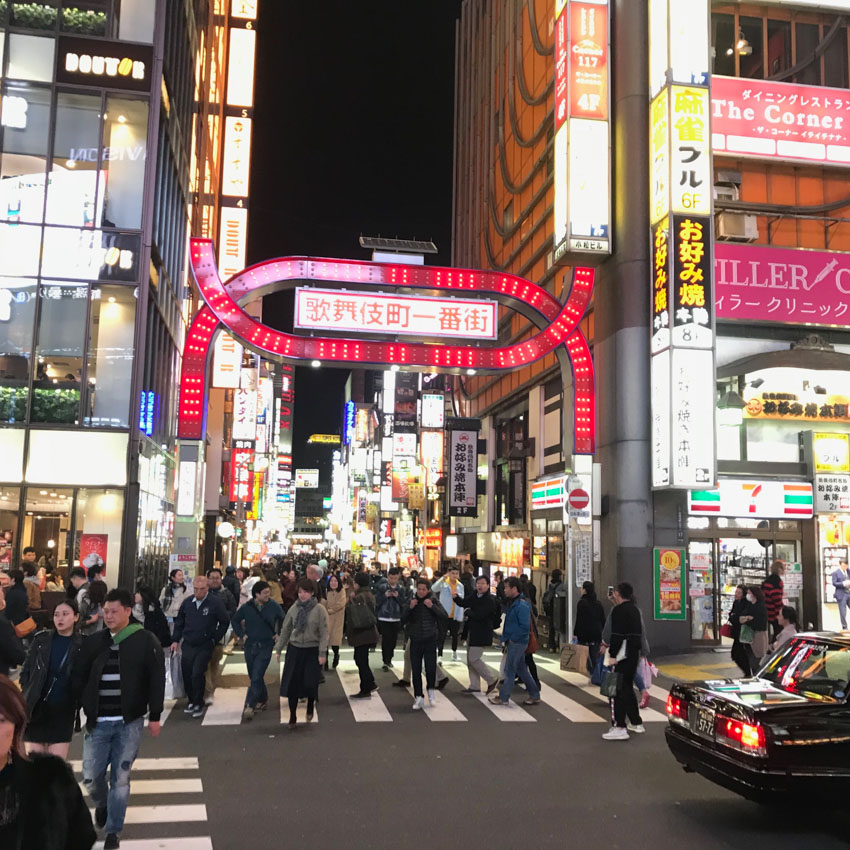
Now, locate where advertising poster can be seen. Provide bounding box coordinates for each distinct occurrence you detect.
[653,547,686,620]
[448,428,477,517]
[80,533,108,574]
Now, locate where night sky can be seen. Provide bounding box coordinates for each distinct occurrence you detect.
[248,2,461,483]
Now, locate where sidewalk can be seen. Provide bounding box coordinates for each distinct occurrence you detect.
[654,648,740,683]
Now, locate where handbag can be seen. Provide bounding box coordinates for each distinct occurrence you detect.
[347,596,377,630]
[590,653,606,686]
[739,623,755,644]
[600,669,621,698]
[720,622,734,639]
[14,616,36,638]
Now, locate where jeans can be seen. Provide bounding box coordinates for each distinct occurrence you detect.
[438,619,461,655]
[410,637,437,697]
[182,642,214,707]
[499,641,540,702]
[82,718,143,835]
[244,640,274,707]
[467,646,496,690]
[612,654,642,728]
[378,620,401,664]
[353,644,375,693]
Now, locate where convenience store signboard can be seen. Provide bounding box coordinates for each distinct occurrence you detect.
[688,480,813,519]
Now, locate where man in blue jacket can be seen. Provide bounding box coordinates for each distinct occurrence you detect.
[832,560,850,629]
[489,577,540,707]
[170,575,229,718]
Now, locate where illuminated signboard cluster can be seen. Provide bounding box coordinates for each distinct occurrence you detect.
[649,0,716,490]
[218,5,257,281]
[294,289,497,340]
[553,0,611,259]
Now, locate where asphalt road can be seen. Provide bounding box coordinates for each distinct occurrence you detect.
[69,648,850,850]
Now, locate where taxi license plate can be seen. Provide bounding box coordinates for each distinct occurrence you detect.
[692,707,715,740]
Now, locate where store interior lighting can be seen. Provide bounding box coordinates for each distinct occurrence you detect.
[716,388,747,427]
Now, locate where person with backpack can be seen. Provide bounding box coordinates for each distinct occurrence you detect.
[542,569,565,652]
[403,577,448,709]
[346,572,379,698]
[233,581,284,721]
[451,574,499,694]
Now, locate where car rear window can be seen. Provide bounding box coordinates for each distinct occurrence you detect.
[759,637,850,702]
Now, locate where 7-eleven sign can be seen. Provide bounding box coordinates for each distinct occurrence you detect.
[688,480,813,519]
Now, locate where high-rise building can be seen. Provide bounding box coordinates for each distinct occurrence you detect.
[453,0,850,650]
[0,1,246,590]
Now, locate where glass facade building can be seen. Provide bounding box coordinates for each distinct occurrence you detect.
[0,0,233,589]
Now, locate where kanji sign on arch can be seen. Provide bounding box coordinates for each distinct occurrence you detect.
[294,288,498,340]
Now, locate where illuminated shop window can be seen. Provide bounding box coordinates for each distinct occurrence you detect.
[0,83,51,225]
[0,278,36,424]
[100,96,148,229]
[7,34,56,82]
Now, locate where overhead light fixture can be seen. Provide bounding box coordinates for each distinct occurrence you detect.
[390,364,400,372]
[717,389,747,427]
[65,159,76,169]
[736,30,752,56]
[311,360,320,368]
[117,114,127,123]
[466,369,476,375]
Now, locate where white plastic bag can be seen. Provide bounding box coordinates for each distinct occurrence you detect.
[164,648,185,700]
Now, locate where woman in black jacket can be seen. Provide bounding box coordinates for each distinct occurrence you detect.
[573,581,606,670]
[4,570,29,627]
[727,585,750,677]
[738,585,769,675]
[20,599,82,760]
[0,673,95,850]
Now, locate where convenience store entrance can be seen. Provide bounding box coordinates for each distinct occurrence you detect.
[687,519,802,645]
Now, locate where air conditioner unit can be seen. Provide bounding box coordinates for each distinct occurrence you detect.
[717,211,759,242]
[713,185,738,202]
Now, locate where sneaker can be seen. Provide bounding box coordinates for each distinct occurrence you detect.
[412,696,425,710]
[427,689,436,706]
[627,722,646,734]
[602,726,630,741]
[488,694,511,706]
[522,697,541,705]
[369,683,379,693]
[332,657,339,668]
[639,691,651,709]
[436,676,449,691]
[192,707,205,718]
[485,679,499,695]
[204,697,214,706]
[382,664,389,672]
[242,706,254,722]
[94,806,107,829]
[452,651,459,662]
[104,834,120,850]
[255,702,267,712]
[460,687,477,694]
[183,703,196,714]
[350,691,372,699]
[288,719,297,729]
[392,679,410,688]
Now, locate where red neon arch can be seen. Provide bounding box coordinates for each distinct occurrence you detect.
[179,238,596,452]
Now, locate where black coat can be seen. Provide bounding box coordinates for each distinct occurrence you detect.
[171,593,229,648]
[19,629,82,715]
[453,591,497,646]
[5,583,29,625]
[573,595,606,644]
[0,611,25,676]
[72,627,165,731]
[222,572,241,607]
[402,592,447,642]
[728,597,747,640]
[6,753,96,850]
[608,599,643,660]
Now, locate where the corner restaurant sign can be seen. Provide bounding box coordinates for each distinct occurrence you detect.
[689,480,813,519]
[56,36,153,93]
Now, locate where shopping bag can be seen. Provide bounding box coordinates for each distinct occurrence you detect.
[165,650,185,700]
[560,643,590,674]
[590,653,606,686]
[739,624,755,644]
[600,669,621,698]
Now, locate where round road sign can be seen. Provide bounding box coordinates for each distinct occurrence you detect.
[568,488,590,511]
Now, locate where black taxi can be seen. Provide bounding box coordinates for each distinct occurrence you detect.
[665,633,850,802]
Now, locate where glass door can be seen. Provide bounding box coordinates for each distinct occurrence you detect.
[688,540,716,642]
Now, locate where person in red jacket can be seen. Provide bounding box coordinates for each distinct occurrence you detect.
[762,560,785,641]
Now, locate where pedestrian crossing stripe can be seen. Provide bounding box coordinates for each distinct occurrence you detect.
[388,665,467,721]
[88,805,207,824]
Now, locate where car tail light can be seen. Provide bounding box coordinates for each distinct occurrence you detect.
[666,694,688,725]
[716,715,767,757]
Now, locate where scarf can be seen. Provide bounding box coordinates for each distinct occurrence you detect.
[294,597,317,634]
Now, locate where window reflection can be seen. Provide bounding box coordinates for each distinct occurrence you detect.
[0,84,52,225]
[100,97,148,229]
[32,282,88,424]
[0,277,36,424]
[84,285,135,428]
[7,34,56,82]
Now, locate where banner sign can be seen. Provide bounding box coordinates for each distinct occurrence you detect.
[715,242,850,328]
[294,288,497,339]
[229,443,254,503]
[653,547,686,621]
[689,480,813,518]
[448,428,478,517]
[232,388,257,441]
[712,75,850,167]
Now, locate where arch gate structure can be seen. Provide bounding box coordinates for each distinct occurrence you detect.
[177,237,597,456]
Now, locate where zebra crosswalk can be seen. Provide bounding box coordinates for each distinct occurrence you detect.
[70,757,212,850]
[163,647,671,727]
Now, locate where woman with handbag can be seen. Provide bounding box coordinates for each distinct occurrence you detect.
[738,585,769,675]
[346,572,379,698]
[725,585,751,677]
[275,577,328,727]
[19,599,82,760]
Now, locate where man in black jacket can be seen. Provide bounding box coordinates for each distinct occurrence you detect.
[73,588,165,849]
[603,582,644,741]
[204,568,237,705]
[452,575,499,694]
[402,578,447,709]
[170,575,229,718]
